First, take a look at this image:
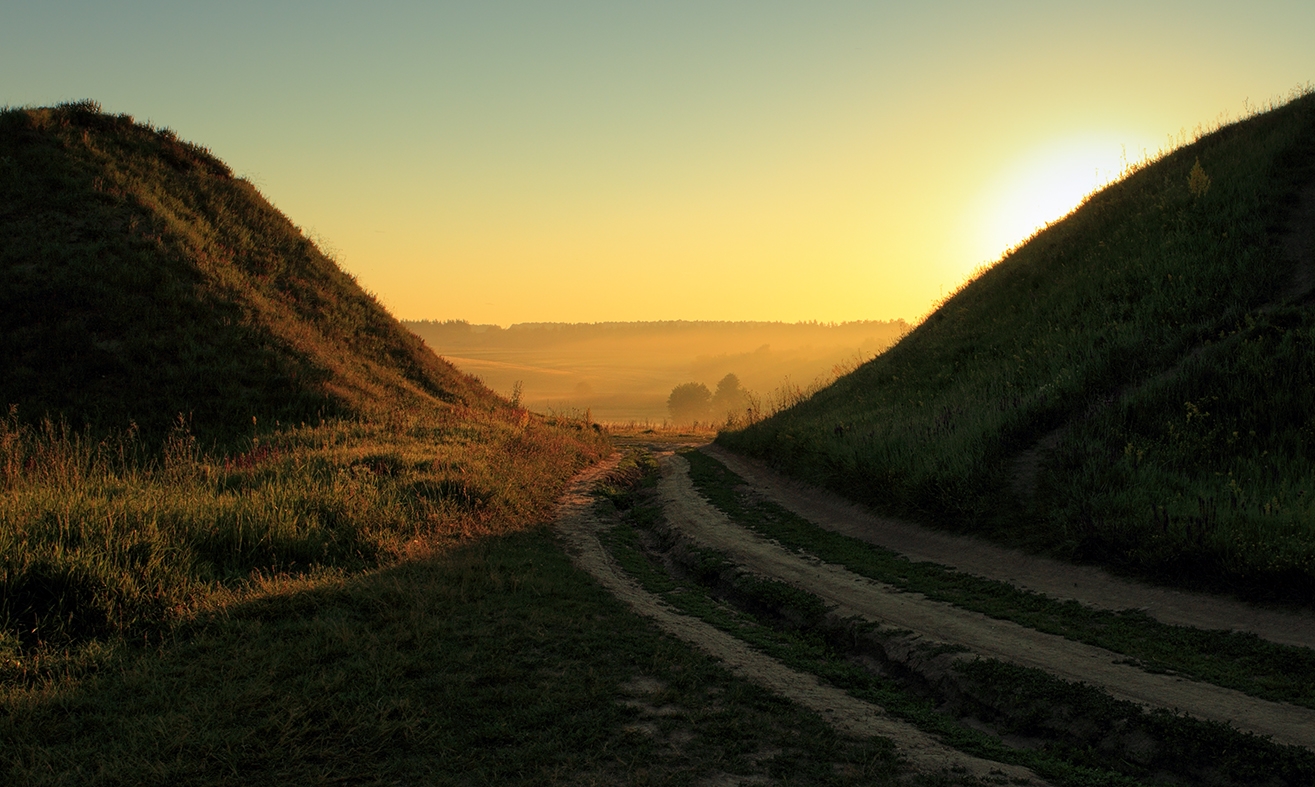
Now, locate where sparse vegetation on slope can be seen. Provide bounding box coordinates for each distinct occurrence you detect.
[720,89,1315,601]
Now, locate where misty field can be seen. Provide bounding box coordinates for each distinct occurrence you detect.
[405,319,908,423]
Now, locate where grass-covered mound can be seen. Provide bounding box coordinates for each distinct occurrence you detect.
[0,101,611,655]
[720,90,1315,602]
[0,100,489,441]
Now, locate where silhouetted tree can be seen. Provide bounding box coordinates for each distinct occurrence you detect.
[667,382,712,424]
[711,373,748,422]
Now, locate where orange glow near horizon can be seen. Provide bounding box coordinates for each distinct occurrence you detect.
[6,4,1311,327]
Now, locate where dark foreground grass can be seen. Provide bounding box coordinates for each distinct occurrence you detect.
[610,454,1315,786]
[684,450,1315,711]
[1,527,953,787]
[0,407,606,658]
[718,89,1315,601]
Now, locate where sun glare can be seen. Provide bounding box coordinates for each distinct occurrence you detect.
[972,135,1145,266]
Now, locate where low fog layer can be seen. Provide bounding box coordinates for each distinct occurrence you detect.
[404,320,909,423]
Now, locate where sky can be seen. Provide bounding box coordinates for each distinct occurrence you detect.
[4,2,1313,325]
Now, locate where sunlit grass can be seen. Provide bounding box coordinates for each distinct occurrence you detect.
[0,406,608,666]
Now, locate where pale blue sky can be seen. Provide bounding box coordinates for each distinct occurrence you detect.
[4,2,1312,323]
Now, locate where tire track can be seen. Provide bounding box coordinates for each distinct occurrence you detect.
[662,453,1315,750]
[704,444,1315,650]
[553,452,1044,783]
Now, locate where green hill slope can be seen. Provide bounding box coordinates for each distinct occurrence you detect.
[719,91,1315,602]
[0,100,492,441]
[0,102,611,652]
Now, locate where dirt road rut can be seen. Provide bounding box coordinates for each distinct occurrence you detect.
[663,453,1315,750]
[554,453,1044,783]
[704,445,1315,651]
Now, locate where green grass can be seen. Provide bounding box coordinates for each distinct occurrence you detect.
[0,100,968,785]
[684,449,1315,710]
[607,453,1315,786]
[0,526,977,786]
[0,100,489,444]
[718,89,1315,601]
[0,407,607,657]
[0,98,624,662]
[1040,305,1315,597]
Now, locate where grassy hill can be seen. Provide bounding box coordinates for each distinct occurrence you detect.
[0,101,608,652]
[0,100,490,442]
[719,90,1315,603]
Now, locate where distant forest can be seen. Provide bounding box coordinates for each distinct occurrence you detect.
[404,320,910,422]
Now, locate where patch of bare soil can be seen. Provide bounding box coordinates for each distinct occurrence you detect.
[670,453,1315,750]
[704,445,1315,651]
[553,452,1043,783]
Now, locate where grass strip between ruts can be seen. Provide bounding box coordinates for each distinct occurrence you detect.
[599,514,1136,786]
[684,449,1315,710]
[600,480,1315,787]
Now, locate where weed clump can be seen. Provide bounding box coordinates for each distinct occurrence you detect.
[1188,157,1212,198]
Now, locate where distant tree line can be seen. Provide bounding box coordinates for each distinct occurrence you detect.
[668,373,749,425]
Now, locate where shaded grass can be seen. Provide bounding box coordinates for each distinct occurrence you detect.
[718,89,1315,600]
[684,449,1315,711]
[1039,305,1315,598]
[0,101,490,445]
[1,527,953,787]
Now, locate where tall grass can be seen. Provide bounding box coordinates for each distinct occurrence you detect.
[720,89,1315,600]
[0,405,607,662]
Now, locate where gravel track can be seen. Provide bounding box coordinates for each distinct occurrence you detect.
[553,452,1044,783]
[665,453,1315,749]
[703,444,1315,650]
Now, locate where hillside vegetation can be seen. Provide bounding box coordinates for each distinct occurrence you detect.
[0,102,608,656]
[0,100,489,442]
[720,90,1315,602]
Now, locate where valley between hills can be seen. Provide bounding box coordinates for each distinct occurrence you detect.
[4,90,1315,786]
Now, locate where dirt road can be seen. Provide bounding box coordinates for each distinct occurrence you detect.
[664,453,1315,749]
[554,452,1044,783]
[704,444,1315,650]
